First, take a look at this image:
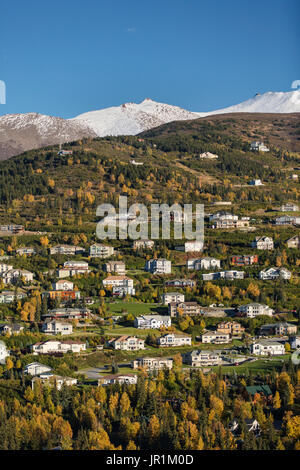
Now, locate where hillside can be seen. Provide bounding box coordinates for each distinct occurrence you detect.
[0,114,299,231]
[1,90,300,160]
[140,113,300,153]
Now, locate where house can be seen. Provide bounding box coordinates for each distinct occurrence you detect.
[0,340,9,364]
[0,323,24,335]
[42,307,90,321]
[201,331,231,344]
[16,247,36,256]
[102,276,135,296]
[24,362,52,376]
[217,321,245,336]
[281,203,299,212]
[209,212,238,222]
[98,374,138,386]
[286,236,299,249]
[103,261,126,275]
[250,340,285,356]
[275,216,300,226]
[89,244,114,258]
[41,320,73,336]
[106,335,145,351]
[0,224,24,234]
[145,258,171,274]
[133,239,154,250]
[161,292,185,305]
[251,236,274,250]
[1,268,34,284]
[202,270,244,281]
[59,260,89,277]
[50,245,85,255]
[259,322,297,336]
[250,141,269,152]
[57,149,73,156]
[259,267,291,280]
[32,374,77,391]
[211,218,250,229]
[187,257,220,271]
[290,174,298,181]
[134,315,171,329]
[132,357,173,371]
[176,241,204,253]
[238,303,274,318]
[169,301,201,318]
[183,350,221,367]
[165,279,196,288]
[52,280,74,291]
[249,179,263,186]
[199,152,218,159]
[0,263,13,274]
[245,385,272,400]
[158,333,192,347]
[231,255,258,266]
[0,290,26,304]
[289,336,300,349]
[32,340,86,355]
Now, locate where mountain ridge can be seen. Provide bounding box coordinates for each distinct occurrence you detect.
[0,90,299,160]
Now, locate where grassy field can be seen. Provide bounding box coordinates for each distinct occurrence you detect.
[104,300,163,315]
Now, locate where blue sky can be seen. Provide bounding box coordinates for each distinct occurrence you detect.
[1,0,299,117]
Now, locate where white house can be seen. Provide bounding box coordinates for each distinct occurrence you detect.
[275,216,300,226]
[0,291,26,304]
[238,303,274,318]
[201,331,231,344]
[52,280,74,291]
[32,374,77,391]
[50,245,85,255]
[133,240,155,250]
[250,141,270,152]
[202,270,244,281]
[58,261,89,278]
[161,292,185,305]
[250,340,285,356]
[16,247,36,256]
[183,350,221,367]
[41,320,73,336]
[281,203,299,212]
[0,263,13,274]
[259,267,291,280]
[24,362,52,376]
[98,374,138,386]
[0,340,9,364]
[290,336,300,349]
[89,244,114,258]
[145,259,171,274]
[102,276,135,296]
[180,241,204,253]
[32,340,86,354]
[158,333,192,347]
[132,357,173,371]
[134,315,171,329]
[1,269,34,285]
[187,257,221,271]
[249,179,263,186]
[106,335,145,351]
[251,236,274,250]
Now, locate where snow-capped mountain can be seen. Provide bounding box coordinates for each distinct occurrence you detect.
[72,98,199,136]
[0,113,96,160]
[0,90,299,160]
[199,90,300,115]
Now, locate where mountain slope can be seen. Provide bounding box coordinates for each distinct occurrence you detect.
[199,90,300,115]
[0,113,96,160]
[72,98,199,136]
[0,90,299,160]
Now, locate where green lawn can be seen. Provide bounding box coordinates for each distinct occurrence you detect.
[104,300,164,316]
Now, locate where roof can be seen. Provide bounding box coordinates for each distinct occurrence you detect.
[246,385,272,397]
